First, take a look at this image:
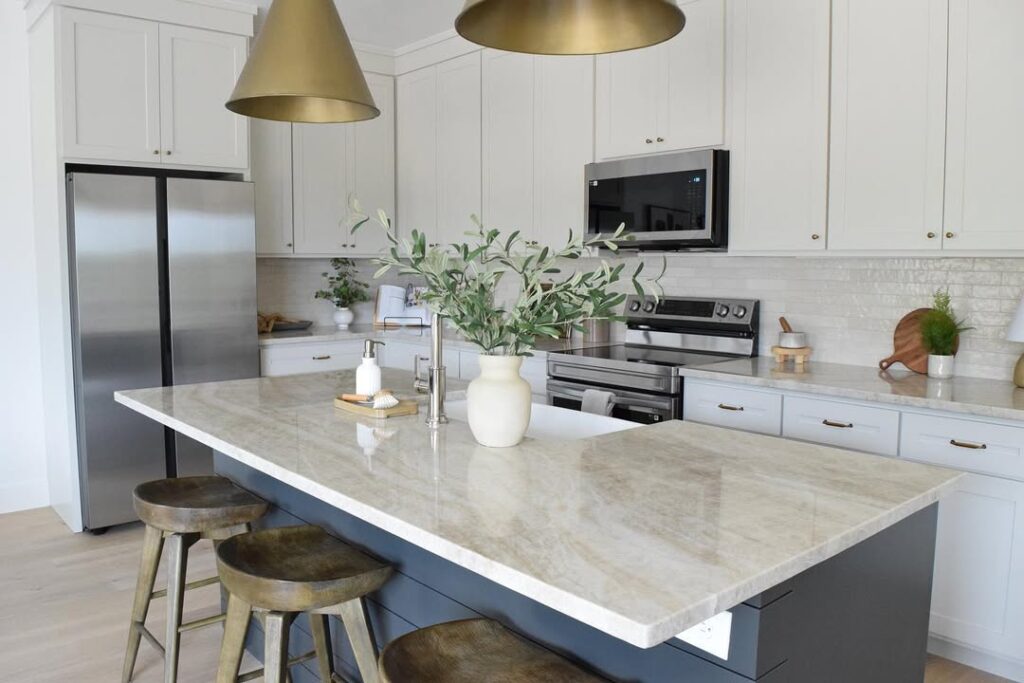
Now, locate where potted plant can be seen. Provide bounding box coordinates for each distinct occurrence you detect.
[352,205,662,447]
[315,258,370,330]
[920,289,972,379]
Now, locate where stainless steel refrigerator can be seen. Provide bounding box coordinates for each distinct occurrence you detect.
[67,171,259,530]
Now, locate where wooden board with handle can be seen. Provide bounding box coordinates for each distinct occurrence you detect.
[879,308,958,374]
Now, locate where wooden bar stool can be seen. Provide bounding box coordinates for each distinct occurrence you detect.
[122,476,268,683]
[215,525,393,683]
[378,619,605,683]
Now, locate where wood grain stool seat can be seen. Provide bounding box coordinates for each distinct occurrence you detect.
[215,525,393,683]
[378,618,606,683]
[122,476,268,683]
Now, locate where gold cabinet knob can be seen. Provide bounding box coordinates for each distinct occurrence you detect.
[811,233,820,240]
[927,232,936,239]
[645,138,653,144]
[657,137,665,143]
[165,150,172,155]
[153,150,160,155]
[286,243,292,248]
[946,232,955,239]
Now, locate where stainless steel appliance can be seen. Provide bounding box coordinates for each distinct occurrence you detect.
[67,170,258,530]
[585,150,729,251]
[547,296,759,424]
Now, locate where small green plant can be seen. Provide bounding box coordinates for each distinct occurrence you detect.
[314,258,370,309]
[350,202,664,356]
[920,289,972,356]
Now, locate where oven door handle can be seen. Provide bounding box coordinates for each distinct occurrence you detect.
[546,381,675,412]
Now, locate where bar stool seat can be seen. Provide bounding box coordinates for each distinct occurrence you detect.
[378,619,605,683]
[134,476,268,534]
[216,525,393,683]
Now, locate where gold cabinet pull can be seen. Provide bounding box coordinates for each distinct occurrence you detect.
[645,138,654,144]
[945,231,955,239]
[811,234,821,240]
[927,232,936,239]
[717,403,744,412]
[656,137,665,142]
[312,355,332,361]
[822,419,854,429]
[950,439,987,450]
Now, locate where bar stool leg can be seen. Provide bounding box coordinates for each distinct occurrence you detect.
[216,593,252,683]
[121,525,165,683]
[309,614,335,681]
[338,598,380,683]
[263,612,295,683]
[164,532,198,683]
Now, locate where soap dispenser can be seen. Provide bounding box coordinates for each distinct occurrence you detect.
[356,340,385,396]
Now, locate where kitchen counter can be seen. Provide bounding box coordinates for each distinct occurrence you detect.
[682,357,1024,422]
[114,369,960,652]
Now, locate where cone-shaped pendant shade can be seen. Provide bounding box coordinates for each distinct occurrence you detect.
[455,0,685,55]
[227,0,378,123]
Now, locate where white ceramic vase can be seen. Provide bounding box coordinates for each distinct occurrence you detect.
[467,355,532,448]
[333,307,354,330]
[928,354,955,379]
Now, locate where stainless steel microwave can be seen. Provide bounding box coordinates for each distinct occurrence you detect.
[585,149,729,251]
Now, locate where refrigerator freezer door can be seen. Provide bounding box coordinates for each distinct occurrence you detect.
[166,178,258,477]
[67,173,167,529]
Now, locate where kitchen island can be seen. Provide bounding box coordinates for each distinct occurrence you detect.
[116,369,962,682]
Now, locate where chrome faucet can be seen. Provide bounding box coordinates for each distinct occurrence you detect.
[413,312,448,428]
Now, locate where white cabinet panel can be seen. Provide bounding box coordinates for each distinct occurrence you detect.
[595,45,661,159]
[158,24,248,169]
[944,0,1024,250]
[349,73,395,257]
[828,0,948,251]
[682,382,782,436]
[252,119,294,256]
[728,0,829,252]
[782,395,900,456]
[397,66,439,243]
[382,340,459,379]
[436,52,482,246]
[60,9,161,162]
[900,412,1024,483]
[292,123,351,255]
[929,473,1024,660]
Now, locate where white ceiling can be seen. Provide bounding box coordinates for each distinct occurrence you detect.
[248,0,466,51]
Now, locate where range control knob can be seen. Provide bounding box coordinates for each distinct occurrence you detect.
[629,300,642,312]
[716,304,731,318]
[733,305,748,318]
[643,300,657,314]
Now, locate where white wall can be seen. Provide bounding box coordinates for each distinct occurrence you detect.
[0,0,49,513]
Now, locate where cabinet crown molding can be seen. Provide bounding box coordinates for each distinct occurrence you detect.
[24,0,256,35]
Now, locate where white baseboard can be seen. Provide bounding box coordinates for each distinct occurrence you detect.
[0,477,49,515]
[930,634,1024,682]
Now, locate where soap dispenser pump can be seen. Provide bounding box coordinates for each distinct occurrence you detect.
[356,340,385,396]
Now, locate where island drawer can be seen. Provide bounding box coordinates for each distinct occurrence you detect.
[260,341,364,377]
[900,412,1024,482]
[683,382,782,436]
[782,396,900,456]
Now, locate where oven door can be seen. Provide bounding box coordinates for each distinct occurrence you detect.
[547,379,680,425]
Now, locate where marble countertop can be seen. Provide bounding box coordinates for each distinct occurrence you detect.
[682,357,1024,423]
[115,369,961,649]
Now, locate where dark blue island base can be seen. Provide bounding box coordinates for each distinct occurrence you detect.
[218,453,938,683]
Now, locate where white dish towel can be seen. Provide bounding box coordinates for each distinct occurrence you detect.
[580,389,616,416]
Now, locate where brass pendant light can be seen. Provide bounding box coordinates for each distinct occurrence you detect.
[455,0,686,56]
[227,0,378,123]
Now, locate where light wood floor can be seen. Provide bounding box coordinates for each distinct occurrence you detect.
[0,507,1012,682]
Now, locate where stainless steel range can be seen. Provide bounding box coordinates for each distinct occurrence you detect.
[547,296,760,424]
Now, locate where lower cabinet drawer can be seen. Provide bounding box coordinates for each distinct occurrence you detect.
[260,341,364,377]
[782,395,899,456]
[683,382,782,436]
[900,412,1024,482]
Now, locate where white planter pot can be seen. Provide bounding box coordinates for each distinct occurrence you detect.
[333,307,354,330]
[467,355,532,448]
[928,354,955,379]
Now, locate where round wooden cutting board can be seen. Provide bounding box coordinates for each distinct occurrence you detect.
[879,308,958,374]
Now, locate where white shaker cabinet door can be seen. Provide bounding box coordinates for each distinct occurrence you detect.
[595,45,661,160]
[252,119,294,256]
[728,0,829,252]
[436,52,482,247]
[828,0,947,251]
[397,66,439,244]
[944,0,1024,250]
[292,123,351,255]
[60,9,161,163]
[349,73,396,257]
[158,24,248,169]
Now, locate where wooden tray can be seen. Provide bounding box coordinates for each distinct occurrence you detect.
[334,397,419,419]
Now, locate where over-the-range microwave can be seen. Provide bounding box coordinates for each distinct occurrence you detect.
[585,149,729,251]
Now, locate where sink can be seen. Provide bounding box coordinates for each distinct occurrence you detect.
[444,401,639,441]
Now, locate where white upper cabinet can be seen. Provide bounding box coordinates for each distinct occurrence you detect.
[397,66,439,244]
[60,10,161,163]
[828,0,948,251]
[944,0,1024,251]
[348,73,396,257]
[729,0,830,252]
[158,24,248,169]
[252,119,294,256]
[59,8,249,169]
[436,53,483,246]
[595,0,724,160]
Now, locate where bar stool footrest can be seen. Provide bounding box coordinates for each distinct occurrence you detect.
[150,574,220,600]
[236,650,318,682]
